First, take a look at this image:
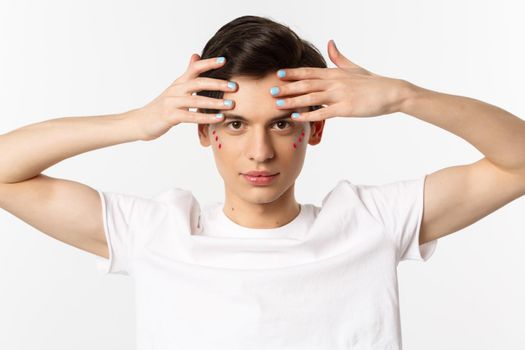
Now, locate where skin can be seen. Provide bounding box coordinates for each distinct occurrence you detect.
[198,73,325,229]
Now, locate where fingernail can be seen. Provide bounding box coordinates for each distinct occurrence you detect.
[215,113,224,119]
[276,99,285,106]
[216,57,225,64]
[270,86,280,96]
[291,112,300,119]
[227,81,237,89]
[224,99,233,107]
[277,70,286,78]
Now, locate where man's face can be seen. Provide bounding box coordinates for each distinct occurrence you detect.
[198,72,324,205]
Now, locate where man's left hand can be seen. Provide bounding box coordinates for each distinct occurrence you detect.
[271,40,412,121]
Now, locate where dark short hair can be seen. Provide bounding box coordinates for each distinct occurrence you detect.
[196,15,326,116]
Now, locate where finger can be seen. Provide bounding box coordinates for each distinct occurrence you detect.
[289,105,335,122]
[173,95,235,111]
[184,77,238,94]
[171,54,206,85]
[186,56,227,78]
[276,67,338,81]
[274,91,334,111]
[269,79,327,98]
[174,109,226,124]
[328,39,360,69]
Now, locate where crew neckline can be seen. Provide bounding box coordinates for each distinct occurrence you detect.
[220,203,303,231]
[202,202,308,238]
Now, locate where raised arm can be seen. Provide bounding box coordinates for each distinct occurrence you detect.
[271,40,525,246]
[0,53,237,258]
[0,111,143,257]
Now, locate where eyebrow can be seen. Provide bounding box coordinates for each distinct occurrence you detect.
[222,113,293,123]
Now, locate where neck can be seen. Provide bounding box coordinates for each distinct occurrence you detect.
[222,183,300,229]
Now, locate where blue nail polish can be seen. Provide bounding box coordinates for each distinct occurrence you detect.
[215,113,224,119]
[227,81,237,89]
[270,87,280,96]
[224,99,233,107]
[276,99,285,106]
[216,57,225,64]
[277,70,286,78]
[291,112,300,119]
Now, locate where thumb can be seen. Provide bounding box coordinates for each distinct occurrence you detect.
[188,53,201,66]
[328,39,359,69]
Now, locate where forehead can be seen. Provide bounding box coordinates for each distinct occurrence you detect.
[222,73,309,118]
[222,73,280,101]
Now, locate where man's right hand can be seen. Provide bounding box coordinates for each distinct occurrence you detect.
[131,54,238,142]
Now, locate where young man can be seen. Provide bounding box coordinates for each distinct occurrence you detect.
[1,15,524,350]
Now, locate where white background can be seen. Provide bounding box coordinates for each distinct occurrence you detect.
[0,0,524,349]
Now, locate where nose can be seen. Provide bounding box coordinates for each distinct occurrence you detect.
[245,129,275,162]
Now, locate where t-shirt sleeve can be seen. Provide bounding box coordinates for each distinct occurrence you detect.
[94,190,136,276]
[357,175,438,263]
[94,190,166,276]
[94,186,197,276]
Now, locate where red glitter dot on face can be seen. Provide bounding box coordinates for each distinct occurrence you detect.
[212,130,216,135]
[298,137,302,142]
[293,143,296,148]
[219,143,222,149]
[215,136,218,141]
[301,131,305,136]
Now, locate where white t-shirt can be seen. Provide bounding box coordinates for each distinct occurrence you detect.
[95,176,437,350]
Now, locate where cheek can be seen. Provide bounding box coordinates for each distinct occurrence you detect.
[292,125,306,149]
[211,126,222,150]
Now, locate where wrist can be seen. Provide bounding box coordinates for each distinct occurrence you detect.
[119,108,147,142]
[397,80,422,115]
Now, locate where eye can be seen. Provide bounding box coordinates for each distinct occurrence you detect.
[225,121,243,130]
[225,119,293,131]
[272,120,293,130]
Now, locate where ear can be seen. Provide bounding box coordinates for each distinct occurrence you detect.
[308,119,325,146]
[197,122,212,147]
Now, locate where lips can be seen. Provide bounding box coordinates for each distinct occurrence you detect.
[241,171,279,177]
[242,172,279,185]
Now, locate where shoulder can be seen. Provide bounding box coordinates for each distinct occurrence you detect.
[100,186,201,227]
[329,177,424,202]
[322,177,425,224]
[152,186,197,207]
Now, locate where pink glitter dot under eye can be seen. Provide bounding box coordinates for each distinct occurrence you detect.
[211,127,221,149]
[293,127,305,149]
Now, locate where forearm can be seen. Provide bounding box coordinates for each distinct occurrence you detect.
[0,109,143,183]
[400,81,525,173]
